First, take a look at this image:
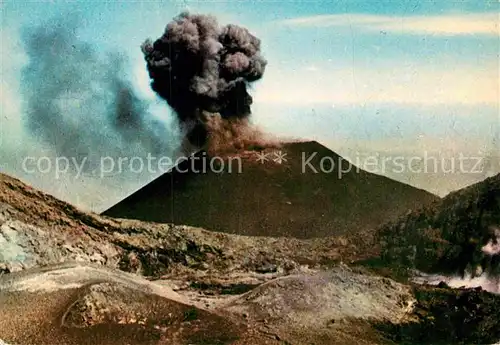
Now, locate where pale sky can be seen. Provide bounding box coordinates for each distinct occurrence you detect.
[0,0,498,211]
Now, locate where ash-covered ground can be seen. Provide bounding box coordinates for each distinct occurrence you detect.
[1,171,500,345]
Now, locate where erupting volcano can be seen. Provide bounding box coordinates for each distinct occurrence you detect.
[142,12,269,153]
[103,13,439,238]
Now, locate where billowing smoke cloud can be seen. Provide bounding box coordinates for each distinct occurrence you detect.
[21,17,174,172]
[141,12,268,152]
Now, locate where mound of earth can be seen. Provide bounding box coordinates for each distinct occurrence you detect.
[103,141,438,238]
[0,264,274,345]
[0,263,183,299]
[223,265,415,344]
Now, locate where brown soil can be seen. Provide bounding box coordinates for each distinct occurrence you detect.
[0,278,274,345]
[2,170,500,345]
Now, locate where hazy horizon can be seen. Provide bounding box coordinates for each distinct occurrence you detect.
[1,0,498,212]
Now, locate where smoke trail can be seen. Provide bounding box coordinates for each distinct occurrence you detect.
[21,17,173,172]
[142,12,268,152]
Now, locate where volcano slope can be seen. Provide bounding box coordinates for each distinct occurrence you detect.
[2,172,500,344]
[104,141,438,238]
[375,173,500,279]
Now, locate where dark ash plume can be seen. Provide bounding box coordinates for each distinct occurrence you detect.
[141,12,267,149]
[21,17,173,172]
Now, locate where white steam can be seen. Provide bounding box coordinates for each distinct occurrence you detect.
[482,227,500,256]
[412,271,500,294]
[413,227,500,294]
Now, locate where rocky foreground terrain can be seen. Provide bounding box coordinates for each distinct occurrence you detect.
[1,172,500,344]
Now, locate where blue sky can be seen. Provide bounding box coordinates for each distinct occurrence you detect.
[0,0,498,211]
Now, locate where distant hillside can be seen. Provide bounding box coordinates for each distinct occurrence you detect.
[104,141,438,238]
[378,173,500,276]
[0,171,368,277]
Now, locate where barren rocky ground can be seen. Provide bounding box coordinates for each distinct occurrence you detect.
[1,172,500,344]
